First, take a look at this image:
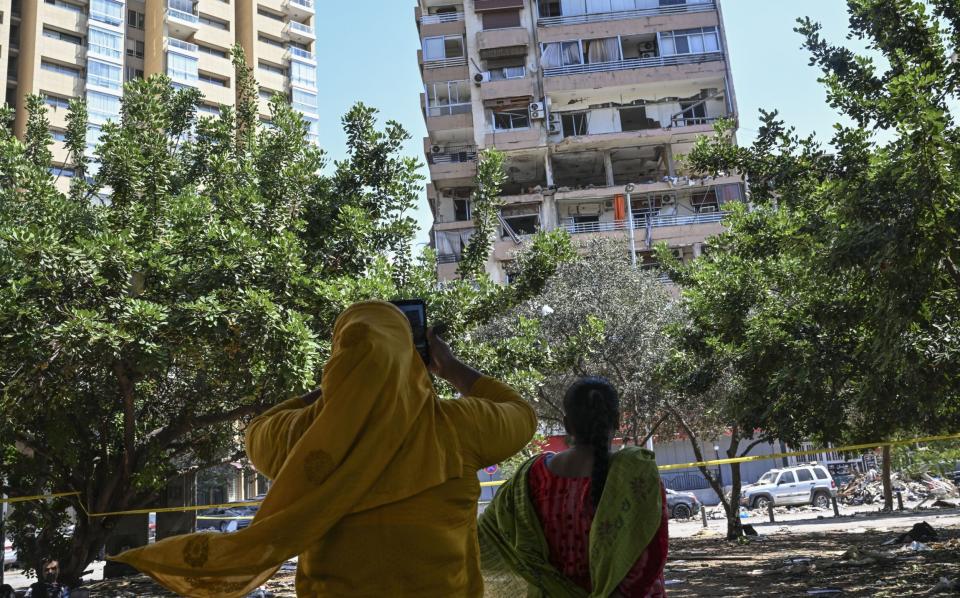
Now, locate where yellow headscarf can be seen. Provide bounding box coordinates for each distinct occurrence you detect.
[110,301,464,597]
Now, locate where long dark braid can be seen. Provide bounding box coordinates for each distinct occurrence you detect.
[563,377,620,509]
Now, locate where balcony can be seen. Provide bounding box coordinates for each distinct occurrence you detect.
[427,144,478,184]
[544,51,721,77]
[421,12,464,25]
[561,210,727,235]
[476,27,530,52]
[423,55,467,70]
[538,0,715,27]
[543,52,725,93]
[167,0,199,36]
[284,20,315,43]
[167,38,198,54]
[287,46,316,63]
[284,0,313,19]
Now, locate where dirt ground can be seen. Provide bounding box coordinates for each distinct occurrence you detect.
[15,508,960,596]
[666,524,960,597]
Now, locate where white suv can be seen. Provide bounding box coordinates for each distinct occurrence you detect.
[740,464,838,510]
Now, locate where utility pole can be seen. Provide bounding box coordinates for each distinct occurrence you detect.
[625,183,637,268]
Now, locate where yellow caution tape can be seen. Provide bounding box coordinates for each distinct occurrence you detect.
[196,516,255,521]
[8,432,960,515]
[0,491,80,505]
[656,432,960,472]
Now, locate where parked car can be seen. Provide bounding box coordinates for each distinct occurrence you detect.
[665,488,701,519]
[740,464,837,510]
[4,539,17,569]
[196,502,260,533]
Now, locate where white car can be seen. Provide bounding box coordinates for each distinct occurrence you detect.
[740,464,838,510]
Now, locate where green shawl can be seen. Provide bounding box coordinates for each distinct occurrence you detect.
[478,448,662,598]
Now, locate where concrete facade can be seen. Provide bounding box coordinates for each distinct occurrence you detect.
[416,0,742,282]
[4,0,320,191]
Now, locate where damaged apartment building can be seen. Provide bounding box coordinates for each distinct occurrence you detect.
[416,0,744,282]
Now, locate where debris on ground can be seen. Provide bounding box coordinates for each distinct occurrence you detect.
[838,471,960,506]
[883,521,939,545]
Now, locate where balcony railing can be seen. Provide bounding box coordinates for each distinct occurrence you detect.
[288,0,313,8]
[423,56,467,69]
[544,51,722,77]
[167,8,199,24]
[286,21,314,35]
[288,47,314,61]
[428,145,478,164]
[421,12,465,25]
[562,211,728,235]
[538,1,714,27]
[426,103,471,118]
[670,116,720,128]
[436,253,462,264]
[167,38,198,53]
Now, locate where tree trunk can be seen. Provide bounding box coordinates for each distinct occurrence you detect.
[882,445,893,512]
[60,516,110,587]
[669,408,742,539]
[723,431,743,540]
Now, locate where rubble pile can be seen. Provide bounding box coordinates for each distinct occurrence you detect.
[838,471,959,506]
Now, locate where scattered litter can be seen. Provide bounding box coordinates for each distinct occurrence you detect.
[882,521,939,545]
[836,545,896,566]
[693,527,722,537]
[839,471,958,506]
[906,540,931,552]
[663,579,685,586]
[806,589,843,595]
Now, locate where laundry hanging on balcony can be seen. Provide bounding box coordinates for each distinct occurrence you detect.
[614,194,627,221]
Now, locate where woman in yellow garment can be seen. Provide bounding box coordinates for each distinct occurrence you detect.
[111,300,537,597]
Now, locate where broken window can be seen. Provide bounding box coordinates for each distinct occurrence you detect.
[619,107,659,131]
[691,190,719,213]
[454,198,472,221]
[493,108,530,130]
[435,228,474,261]
[561,112,588,137]
[679,100,707,125]
[501,204,541,238]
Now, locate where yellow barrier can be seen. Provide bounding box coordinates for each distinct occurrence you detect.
[0,491,80,505]
[7,432,960,515]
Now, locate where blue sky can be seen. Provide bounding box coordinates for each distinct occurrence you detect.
[314,1,858,246]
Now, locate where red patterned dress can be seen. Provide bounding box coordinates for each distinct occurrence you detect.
[527,453,669,597]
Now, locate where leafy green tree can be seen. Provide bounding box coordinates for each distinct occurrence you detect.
[458,149,506,279]
[671,0,960,517]
[0,47,427,583]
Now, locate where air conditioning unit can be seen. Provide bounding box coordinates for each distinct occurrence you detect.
[661,195,676,206]
[640,51,656,59]
[700,205,718,213]
[640,41,656,51]
[671,248,684,260]
[474,72,491,85]
[547,113,562,134]
[529,102,546,120]
[603,199,614,211]
[431,144,444,154]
